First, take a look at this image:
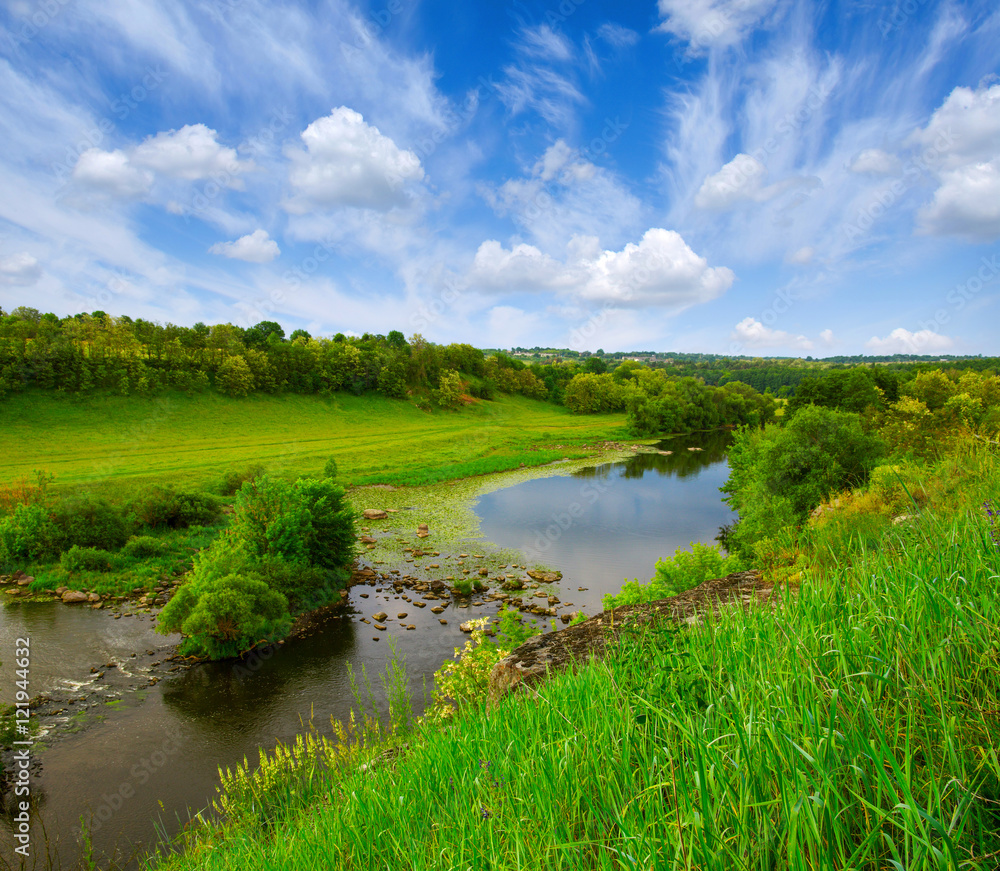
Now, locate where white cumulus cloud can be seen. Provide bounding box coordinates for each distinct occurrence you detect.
[910,84,1000,240]
[466,228,734,310]
[917,158,1000,241]
[908,84,1000,169]
[285,107,425,213]
[208,229,280,263]
[731,317,813,350]
[132,124,249,182]
[72,148,153,198]
[865,328,953,355]
[0,252,42,286]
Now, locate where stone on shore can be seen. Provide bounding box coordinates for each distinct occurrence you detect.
[62,591,90,603]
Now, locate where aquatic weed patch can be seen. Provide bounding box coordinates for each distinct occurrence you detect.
[347,449,637,570]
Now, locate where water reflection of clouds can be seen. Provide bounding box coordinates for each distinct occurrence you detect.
[477,436,736,604]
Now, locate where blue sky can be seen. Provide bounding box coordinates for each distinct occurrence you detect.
[0,0,998,355]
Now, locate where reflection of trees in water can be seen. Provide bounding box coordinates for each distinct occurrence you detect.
[619,430,734,479]
[572,463,616,481]
[160,616,357,736]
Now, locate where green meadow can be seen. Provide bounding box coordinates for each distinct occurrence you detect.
[0,390,628,490]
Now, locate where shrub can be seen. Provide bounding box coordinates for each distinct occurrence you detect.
[163,573,290,660]
[0,470,53,513]
[230,476,355,571]
[158,474,355,658]
[219,463,266,496]
[128,486,221,528]
[292,477,356,570]
[564,373,630,413]
[435,369,464,408]
[494,604,540,648]
[419,619,509,724]
[468,379,495,401]
[723,405,886,559]
[229,477,312,565]
[604,542,745,609]
[217,355,255,397]
[0,504,56,564]
[61,545,115,573]
[50,494,131,551]
[322,457,339,480]
[122,535,169,559]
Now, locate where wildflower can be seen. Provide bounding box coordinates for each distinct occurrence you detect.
[985,501,1000,548]
[481,806,491,820]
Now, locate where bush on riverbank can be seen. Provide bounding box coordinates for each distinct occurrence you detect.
[157,474,356,658]
[602,540,745,608]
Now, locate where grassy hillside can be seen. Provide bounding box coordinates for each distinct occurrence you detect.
[0,390,628,490]
[153,445,1000,870]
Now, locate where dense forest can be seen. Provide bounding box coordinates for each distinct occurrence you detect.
[2,305,998,440]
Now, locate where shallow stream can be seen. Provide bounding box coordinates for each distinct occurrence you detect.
[0,432,734,869]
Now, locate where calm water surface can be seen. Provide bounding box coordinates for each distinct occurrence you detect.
[476,431,736,611]
[0,433,733,869]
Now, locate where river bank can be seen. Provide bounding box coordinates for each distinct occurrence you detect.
[151,444,1000,871]
[10,436,733,868]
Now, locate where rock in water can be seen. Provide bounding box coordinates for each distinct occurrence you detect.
[363,509,388,520]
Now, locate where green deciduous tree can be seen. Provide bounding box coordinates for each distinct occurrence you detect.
[723,405,886,559]
[217,355,255,397]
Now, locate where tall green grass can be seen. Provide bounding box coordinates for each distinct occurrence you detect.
[153,453,1000,870]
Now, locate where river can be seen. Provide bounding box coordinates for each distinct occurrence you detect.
[0,432,734,869]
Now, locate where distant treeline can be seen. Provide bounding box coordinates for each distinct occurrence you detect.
[0,306,541,403]
[3,306,997,439]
